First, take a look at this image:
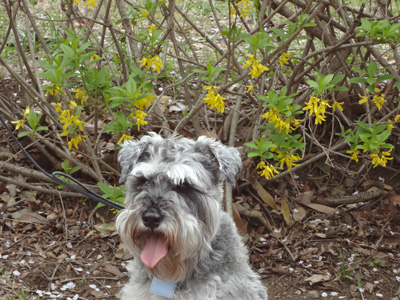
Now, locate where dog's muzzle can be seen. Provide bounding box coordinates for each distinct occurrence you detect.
[139,205,168,270]
[142,208,163,229]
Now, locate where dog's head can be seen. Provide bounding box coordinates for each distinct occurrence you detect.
[115,133,242,282]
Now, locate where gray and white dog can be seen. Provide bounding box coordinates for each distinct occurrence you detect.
[116,133,268,300]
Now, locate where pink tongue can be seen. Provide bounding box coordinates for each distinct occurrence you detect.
[141,234,168,269]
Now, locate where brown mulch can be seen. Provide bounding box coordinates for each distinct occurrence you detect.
[2,152,400,299]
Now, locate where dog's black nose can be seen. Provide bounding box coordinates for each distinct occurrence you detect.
[142,209,163,229]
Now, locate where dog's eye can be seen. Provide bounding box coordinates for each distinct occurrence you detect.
[136,176,150,186]
[174,182,190,191]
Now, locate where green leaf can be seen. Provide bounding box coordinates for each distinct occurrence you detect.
[247,151,261,158]
[352,67,367,74]
[367,62,377,76]
[244,142,259,150]
[377,74,395,81]
[192,68,208,75]
[18,131,31,138]
[36,126,49,132]
[334,86,349,92]
[70,165,82,174]
[306,80,319,89]
[349,77,367,84]
[59,43,75,56]
[77,41,91,55]
[356,120,373,133]
[331,74,345,85]
[98,182,114,195]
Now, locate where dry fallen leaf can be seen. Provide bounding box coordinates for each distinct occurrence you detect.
[387,194,400,206]
[304,274,330,285]
[252,179,277,210]
[281,198,294,226]
[305,203,337,215]
[293,206,307,221]
[94,222,117,235]
[295,191,314,205]
[103,264,123,277]
[232,203,247,235]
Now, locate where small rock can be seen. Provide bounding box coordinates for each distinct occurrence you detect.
[307,290,319,299]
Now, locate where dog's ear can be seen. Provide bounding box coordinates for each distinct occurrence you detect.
[118,133,161,183]
[194,136,242,186]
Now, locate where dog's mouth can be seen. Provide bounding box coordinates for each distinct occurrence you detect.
[140,233,169,269]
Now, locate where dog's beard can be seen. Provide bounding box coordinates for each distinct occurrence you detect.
[116,198,220,282]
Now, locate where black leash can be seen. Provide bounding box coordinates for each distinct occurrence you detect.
[0,114,125,210]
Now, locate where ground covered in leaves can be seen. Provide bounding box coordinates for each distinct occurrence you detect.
[1,116,400,299]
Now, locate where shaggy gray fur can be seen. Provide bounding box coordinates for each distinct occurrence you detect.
[116,133,268,300]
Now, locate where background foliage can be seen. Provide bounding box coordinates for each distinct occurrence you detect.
[0,0,399,205]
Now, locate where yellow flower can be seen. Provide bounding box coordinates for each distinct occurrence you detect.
[152,55,163,73]
[68,135,87,150]
[346,148,359,162]
[74,0,81,5]
[237,0,250,8]
[358,94,368,104]
[59,110,86,132]
[134,110,148,131]
[90,53,101,61]
[261,109,300,134]
[11,119,24,130]
[302,96,319,116]
[44,83,62,96]
[53,103,62,112]
[242,54,255,67]
[140,9,149,17]
[239,8,252,18]
[24,106,30,118]
[134,93,155,110]
[117,134,134,145]
[372,94,386,110]
[245,85,254,95]
[59,109,70,120]
[370,149,393,168]
[395,115,400,122]
[137,55,163,73]
[236,0,252,18]
[278,52,293,67]
[332,101,344,112]
[257,161,279,179]
[60,131,69,137]
[277,151,301,171]
[242,54,269,79]
[319,99,331,114]
[72,116,87,131]
[146,25,157,32]
[138,57,152,69]
[303,96,330,124]
[229,6,236,18]
[74,89,86,102]
[84,0,96,8]
[203,86,226,113]
[69,101,77,109]
[387,120,395,130]
[314,112,326,124]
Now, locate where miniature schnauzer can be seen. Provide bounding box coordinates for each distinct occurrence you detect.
[116,133,268,299]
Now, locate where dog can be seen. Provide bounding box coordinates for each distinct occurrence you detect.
[116,133,268,299]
